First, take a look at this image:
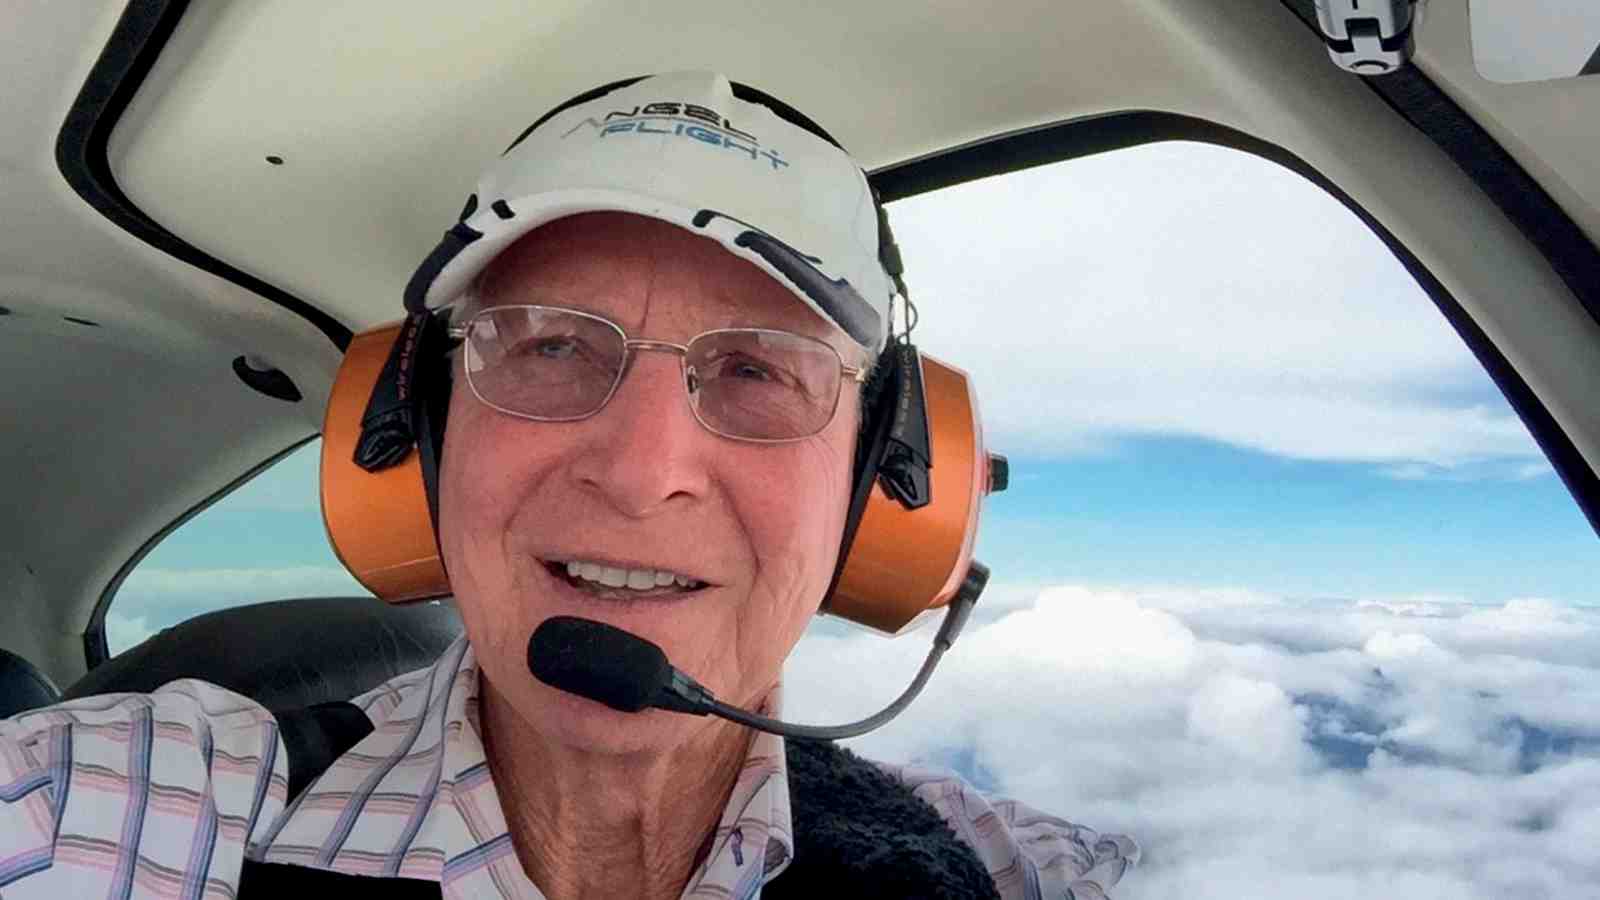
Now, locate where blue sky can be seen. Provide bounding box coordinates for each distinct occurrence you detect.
[977,438,1600,607]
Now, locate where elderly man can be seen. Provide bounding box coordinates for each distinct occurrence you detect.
[0,72,1135,898]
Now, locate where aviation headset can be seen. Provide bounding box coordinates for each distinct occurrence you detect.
[320,78,1008,636]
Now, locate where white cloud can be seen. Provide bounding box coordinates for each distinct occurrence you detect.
[1458,597,1590,638]
[1355,596,1460,617]
[1364,629,1451,661]
[104,611,156,653]
[1381,458,1557,482]
[1185,673,1310,770]
[889,142,1540,470]
[118,565,369,606]
[788,583,1600,898]
[1514,461,1557,480]
[109,565,372,654]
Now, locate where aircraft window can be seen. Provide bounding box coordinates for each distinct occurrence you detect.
[107,438,370,655]
[1471,0,1600,83]
[787,141,1600,896]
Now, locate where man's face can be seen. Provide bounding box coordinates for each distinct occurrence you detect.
[439,212,860,750]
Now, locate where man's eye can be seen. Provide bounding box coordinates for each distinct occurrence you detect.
[730,359,775,381]
[517,337,580,359]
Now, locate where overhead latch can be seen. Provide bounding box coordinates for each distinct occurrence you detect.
[1313,0,1420,75]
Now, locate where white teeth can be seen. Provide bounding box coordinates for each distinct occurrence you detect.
[559,559,701,591]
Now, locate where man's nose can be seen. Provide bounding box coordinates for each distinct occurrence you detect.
[567,349,712,518]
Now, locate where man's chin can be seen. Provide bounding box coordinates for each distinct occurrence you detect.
[529,687,721,756]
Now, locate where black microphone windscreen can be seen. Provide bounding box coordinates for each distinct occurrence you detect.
[527,616,671,713]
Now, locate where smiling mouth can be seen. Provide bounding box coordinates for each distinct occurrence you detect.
[541,559,709,600]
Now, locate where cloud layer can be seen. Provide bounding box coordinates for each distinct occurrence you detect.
[889,142,1541,471]
[110,565,369,652]
[787,585,1600,898]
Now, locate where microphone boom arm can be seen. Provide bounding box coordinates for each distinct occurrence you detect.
[530,563,990,742]
[656,565,985,741]
[690,642,947,741]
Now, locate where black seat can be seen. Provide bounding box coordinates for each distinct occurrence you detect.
[0,648,61,718]
[65,596,462,710]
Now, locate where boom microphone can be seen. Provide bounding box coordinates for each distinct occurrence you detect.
[526,615,675,713]
[527,561,988,741]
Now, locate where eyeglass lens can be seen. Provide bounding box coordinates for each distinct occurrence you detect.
[462,306,844,441]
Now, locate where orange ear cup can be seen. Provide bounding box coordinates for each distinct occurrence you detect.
[322,323,993,633]
[321,323,448,601]
[828,354,990,634]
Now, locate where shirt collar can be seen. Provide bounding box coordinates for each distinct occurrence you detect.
[254,634,794,897]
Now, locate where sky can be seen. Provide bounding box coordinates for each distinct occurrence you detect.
[109,141,1600,897]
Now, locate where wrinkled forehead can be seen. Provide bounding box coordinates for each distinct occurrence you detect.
[460,211,848,344]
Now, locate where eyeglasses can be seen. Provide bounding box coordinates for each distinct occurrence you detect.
[447,304,867,442]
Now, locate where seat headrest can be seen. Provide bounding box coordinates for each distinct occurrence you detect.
[65,596,462,710]
[0,647,61,719]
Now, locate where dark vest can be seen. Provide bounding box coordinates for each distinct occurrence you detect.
[240,703,999,899]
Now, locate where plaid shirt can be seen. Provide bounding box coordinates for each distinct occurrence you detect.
[0,636,1138,898]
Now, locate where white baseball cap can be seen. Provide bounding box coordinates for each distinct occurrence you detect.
[404,71,897,351]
